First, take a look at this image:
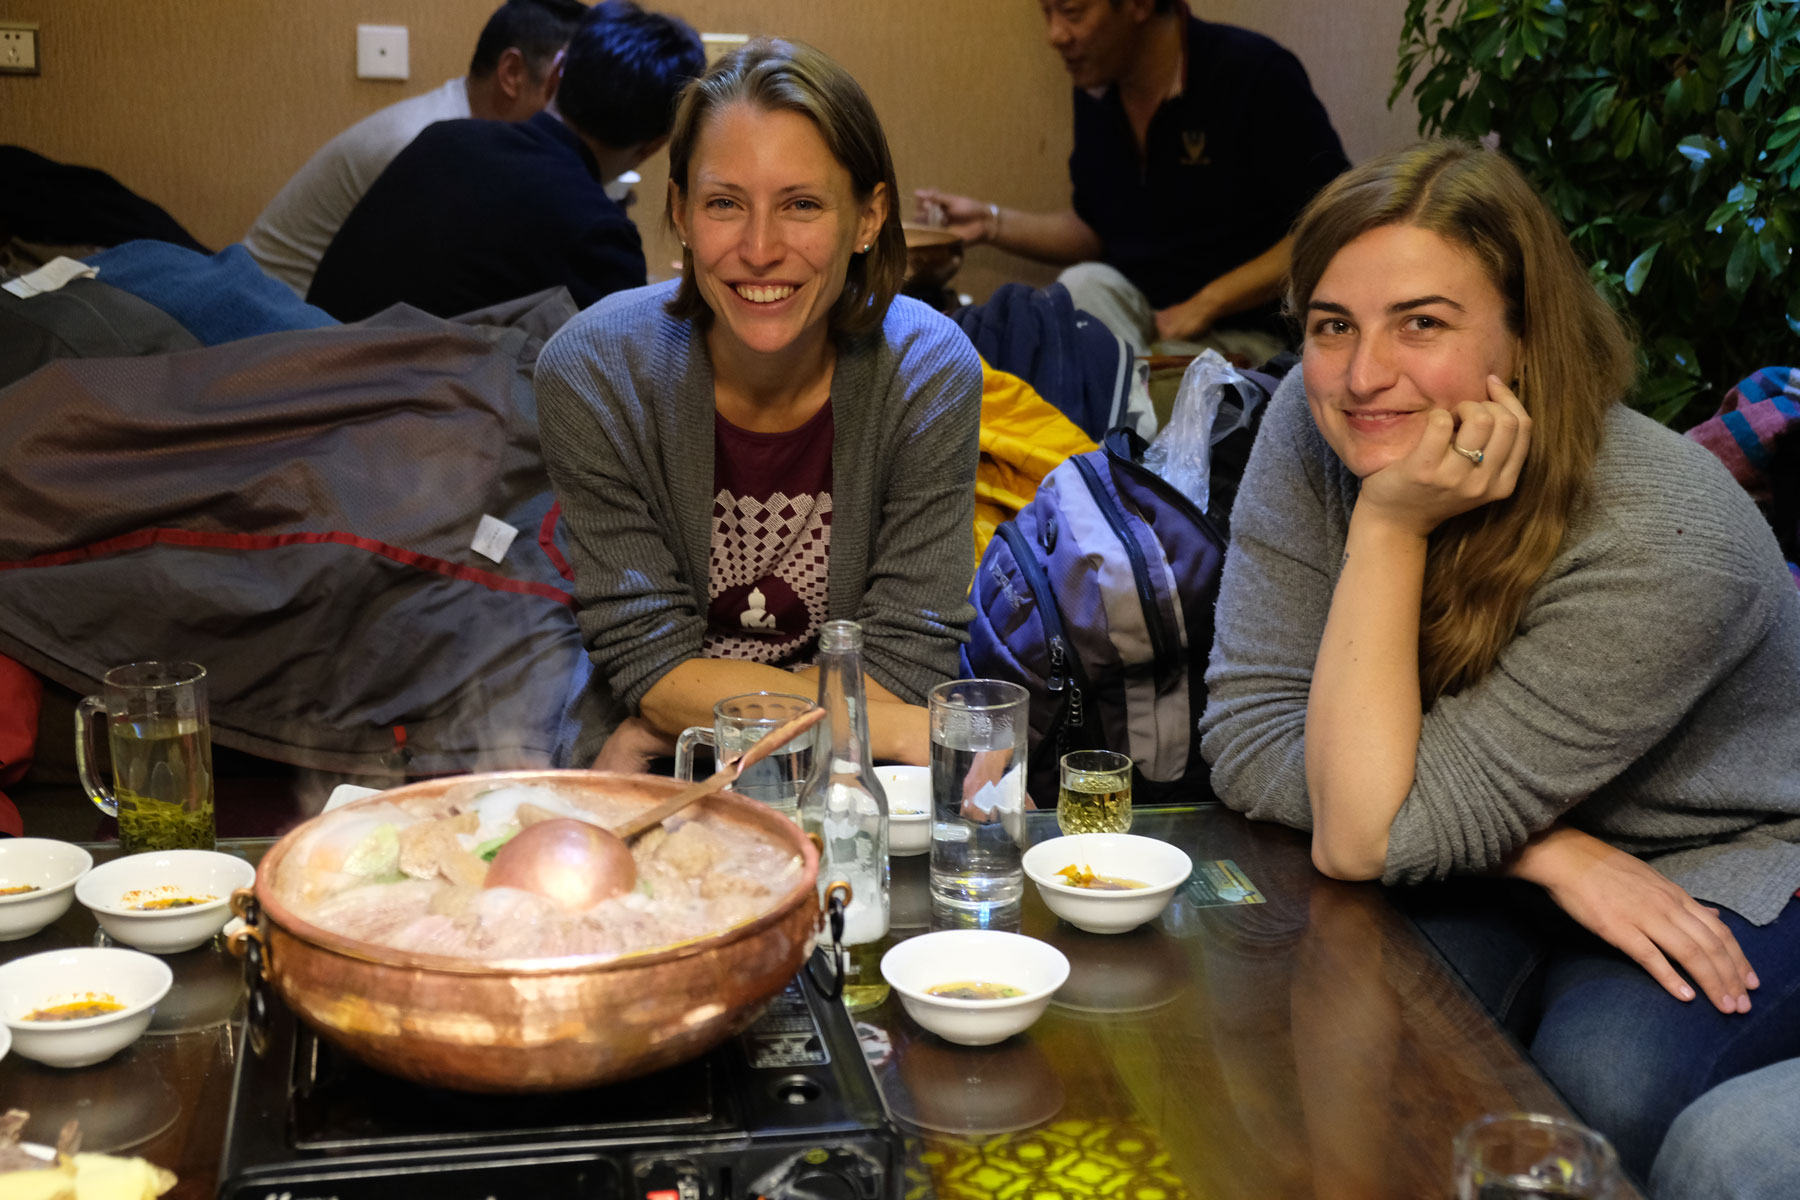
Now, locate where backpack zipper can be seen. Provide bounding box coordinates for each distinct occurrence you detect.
[1072,455,1170,668]
[996,522,1090,735]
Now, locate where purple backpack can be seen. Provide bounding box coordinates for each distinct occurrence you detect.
[964,427,1227,806]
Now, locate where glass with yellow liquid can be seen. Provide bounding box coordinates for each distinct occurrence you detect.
[75,661,215,853]
[1057,750,1133,835]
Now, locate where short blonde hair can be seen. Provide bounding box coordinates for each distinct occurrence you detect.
[663,38,904,339]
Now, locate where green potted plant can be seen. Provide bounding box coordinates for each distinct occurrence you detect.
[1394,0,1799,426]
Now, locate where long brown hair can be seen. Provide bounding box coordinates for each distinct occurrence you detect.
[1287,141,1636,702]
[662,37,905,339]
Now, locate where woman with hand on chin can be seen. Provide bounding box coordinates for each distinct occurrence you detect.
[1199,140,1800,1179]
[536,39,981,773]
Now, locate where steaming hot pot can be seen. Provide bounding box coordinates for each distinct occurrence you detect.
[229,770,834,1094]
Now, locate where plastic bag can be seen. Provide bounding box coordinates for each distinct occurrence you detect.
[1141,349,1249,511]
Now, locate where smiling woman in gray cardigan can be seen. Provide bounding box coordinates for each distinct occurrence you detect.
[535,39,981,771]
[1199,141,1800,1180]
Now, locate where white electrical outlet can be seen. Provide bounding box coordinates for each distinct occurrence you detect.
[701,33,748,67]
[356,25,409,81]
[0,22,39,75]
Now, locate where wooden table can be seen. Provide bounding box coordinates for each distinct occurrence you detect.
[0,806,1631,1199]
[864,806,1613,1199]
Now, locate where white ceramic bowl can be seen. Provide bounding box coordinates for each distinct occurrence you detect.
[0,1020,10,1064]
[877,765,931,856]
[76,850,256,954]
[0,947,173,1068]
[1022,833,1193,935]
[0,839,94,941]
[882,929,1068,1046]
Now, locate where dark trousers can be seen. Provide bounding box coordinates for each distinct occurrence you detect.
[1396,877,1800,1182]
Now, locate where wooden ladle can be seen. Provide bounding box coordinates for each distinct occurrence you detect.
[485,706,825,909]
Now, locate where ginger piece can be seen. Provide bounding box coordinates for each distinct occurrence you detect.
[397,821,488,888]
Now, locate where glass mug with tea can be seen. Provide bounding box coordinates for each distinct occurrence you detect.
[74,661,216,853]
[674,691,816,820]
[1057,749,1133,834]
[1453,1112,1621,1199]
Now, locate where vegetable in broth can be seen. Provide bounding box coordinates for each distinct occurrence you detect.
[1056,863,1149,891]
[25,995,125,1022]
[925,980,1025,1000]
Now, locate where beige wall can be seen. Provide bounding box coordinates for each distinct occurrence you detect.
[0,0,1415,301]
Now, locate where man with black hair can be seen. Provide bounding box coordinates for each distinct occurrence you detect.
[918,0,1347,363]
[244,0,587,297]
[306,0,703,323]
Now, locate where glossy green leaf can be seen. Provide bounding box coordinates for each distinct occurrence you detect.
[1758,225,1789,276]
[1624,243,1661,294]
[1746,59,1770,108]
[1664,73,1689,120]
[1705,199,1746,231]
[1726,230,1758,295]
[1676,135,1714,164]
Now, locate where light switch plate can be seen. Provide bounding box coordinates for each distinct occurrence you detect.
[356,24,408,80]
[700,33,748,67]
[0,22,39,75]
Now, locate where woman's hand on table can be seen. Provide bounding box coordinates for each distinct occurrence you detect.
[1356,375,1531,538]
[1507,825,1757,1014]
[591,716,679,775]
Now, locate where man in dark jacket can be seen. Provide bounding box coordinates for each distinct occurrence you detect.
[308,1,703,322]
[916,0,1348,362]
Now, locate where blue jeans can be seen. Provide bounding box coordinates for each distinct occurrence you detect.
[1397,878,1800,1183]
[1649,1058,1800,1200]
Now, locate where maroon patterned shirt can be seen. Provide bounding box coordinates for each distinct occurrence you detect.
[702,402,833,667]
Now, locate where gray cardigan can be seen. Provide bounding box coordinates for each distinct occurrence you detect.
[535,282,982,760]
[1201,372,1800,924]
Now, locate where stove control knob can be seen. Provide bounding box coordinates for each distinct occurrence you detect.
[763,1168,861,1200]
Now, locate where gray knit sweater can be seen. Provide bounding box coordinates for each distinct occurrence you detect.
[535,282,982,760]
[1201,371,1800,924]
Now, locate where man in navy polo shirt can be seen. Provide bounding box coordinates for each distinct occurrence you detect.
[918,0,1348,363]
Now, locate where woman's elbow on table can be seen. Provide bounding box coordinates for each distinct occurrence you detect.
[1309,830,1389,882]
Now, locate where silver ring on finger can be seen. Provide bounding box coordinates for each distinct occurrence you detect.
[1453,444,1485,466]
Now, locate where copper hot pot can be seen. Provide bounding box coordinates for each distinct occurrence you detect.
[229,770,830,1094]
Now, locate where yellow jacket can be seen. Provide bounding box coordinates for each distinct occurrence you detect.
[975,363,1097,558]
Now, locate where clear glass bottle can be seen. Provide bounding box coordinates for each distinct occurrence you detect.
[798,620,890,1009]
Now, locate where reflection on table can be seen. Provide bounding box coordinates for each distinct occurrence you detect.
[0,840,254,1200]
[861,806,1632,1200]
[0,806,1640,1200]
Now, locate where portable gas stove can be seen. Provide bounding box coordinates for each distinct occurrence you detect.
[219,969,899,1200]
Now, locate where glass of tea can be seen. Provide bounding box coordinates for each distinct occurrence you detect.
[1057,750,1133,834]
[75,661,216,853]
[1453,1112,1620,1199]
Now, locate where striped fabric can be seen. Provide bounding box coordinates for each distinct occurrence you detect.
[1685,366,1800,587]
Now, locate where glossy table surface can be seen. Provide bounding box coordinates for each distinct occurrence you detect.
[0,805,1635,1199]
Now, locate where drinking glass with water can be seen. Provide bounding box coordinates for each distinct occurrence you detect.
[74,661,216,854]
[1453,1113,1620,1199]
[675,691,816,820]
[928,679,1029,910]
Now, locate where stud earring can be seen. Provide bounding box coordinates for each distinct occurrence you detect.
[860,243,871,253]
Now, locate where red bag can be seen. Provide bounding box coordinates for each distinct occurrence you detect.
[0,654,41,836]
